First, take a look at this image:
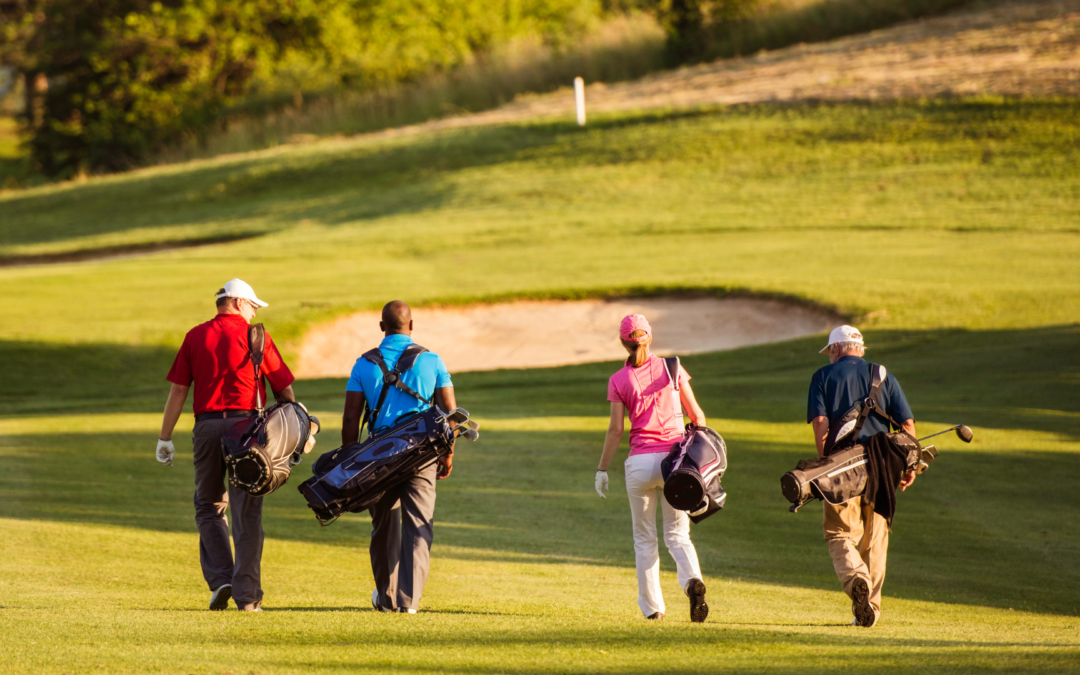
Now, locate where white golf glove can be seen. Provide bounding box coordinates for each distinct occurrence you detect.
[595,470,609,499]
[156,439,175,467]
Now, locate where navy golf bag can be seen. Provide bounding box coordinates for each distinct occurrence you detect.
[661,425,728,524]
[298,407,456,525]
[223,401,320,496]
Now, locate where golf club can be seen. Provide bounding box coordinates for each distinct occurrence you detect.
[917,424,973,444]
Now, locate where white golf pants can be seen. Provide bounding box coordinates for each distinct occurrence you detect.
[624,452,703,617]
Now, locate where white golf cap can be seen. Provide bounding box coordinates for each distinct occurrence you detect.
[216,278,268,308]
[820,325,864,353]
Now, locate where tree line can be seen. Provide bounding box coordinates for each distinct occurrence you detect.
[0,0,755,178]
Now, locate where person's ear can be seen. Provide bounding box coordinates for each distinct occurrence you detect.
[379,320,385,332]
[408,320,414,332]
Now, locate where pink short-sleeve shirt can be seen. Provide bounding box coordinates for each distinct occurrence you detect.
[607,354,691,455]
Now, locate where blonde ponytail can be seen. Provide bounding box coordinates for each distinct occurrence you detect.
[621,329,652,368]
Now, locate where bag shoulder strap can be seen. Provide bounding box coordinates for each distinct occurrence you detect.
[361,343,433,434]
[663,356,681,392]
[248,323,266,413]
[850,363,890,440]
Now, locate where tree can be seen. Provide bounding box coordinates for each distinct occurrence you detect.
[12,0,331,177]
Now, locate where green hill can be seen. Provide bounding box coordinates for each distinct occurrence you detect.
[0,99,1077,673]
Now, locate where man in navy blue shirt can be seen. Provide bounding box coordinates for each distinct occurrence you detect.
[807,325,918,628]
[341,300,457,614]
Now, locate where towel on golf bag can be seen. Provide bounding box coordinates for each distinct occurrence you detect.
[298,406,455,525]
[661,426,728,524]
[863,431,920,527]
[780,432,920,518]
[222,402,320,496]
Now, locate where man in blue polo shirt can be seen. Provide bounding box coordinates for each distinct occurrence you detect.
[807,325,917,628]
[341,300,456,614]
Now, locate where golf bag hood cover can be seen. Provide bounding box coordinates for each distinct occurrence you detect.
[298,407,455,525]
[661,426,727,524]
[222,402,320,497]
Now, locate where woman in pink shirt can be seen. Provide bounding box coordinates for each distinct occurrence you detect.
[595,314,710,622]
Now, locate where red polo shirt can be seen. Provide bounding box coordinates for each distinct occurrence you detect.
[167,313,295,415]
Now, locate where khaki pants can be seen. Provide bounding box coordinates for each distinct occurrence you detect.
[823,497,888,616]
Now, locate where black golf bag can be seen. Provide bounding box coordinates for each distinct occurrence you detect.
[780,433,925,512]
[661,425,728,524]
[223,401,320,496]
[298,341,478,525]
[298,406,456,524]
[783,361,925,512]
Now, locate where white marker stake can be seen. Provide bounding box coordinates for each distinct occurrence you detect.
[574,77,586,126]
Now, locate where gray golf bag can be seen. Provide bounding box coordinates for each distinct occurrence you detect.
[223,401,320,496]
[661,425,728,524]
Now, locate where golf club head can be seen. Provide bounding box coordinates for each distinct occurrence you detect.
[956,425,973,443]
[464,428,479,441]
[466,419,480,431]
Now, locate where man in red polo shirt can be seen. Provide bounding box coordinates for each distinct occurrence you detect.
[156,278,295,611]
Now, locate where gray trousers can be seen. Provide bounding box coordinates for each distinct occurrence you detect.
[192,417,264,610]
[370,463,437,611]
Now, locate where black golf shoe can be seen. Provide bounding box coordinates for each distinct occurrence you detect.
[646,612,664,620]
[851,578,877,627]
[686,578,709,623]
[209,584,232,611]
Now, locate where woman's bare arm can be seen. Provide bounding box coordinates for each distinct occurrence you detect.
[679,381,706,427]
[597,402,625,471]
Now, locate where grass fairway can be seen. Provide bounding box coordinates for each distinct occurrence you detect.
[0,100,1078,673]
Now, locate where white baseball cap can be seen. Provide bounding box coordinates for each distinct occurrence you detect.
[216,278,268,308]
[820,325,864,353]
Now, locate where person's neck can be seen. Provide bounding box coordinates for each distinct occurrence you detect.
[218,307,248,323]
[384,331,411,337]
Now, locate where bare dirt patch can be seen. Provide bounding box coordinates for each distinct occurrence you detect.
[296,297,840,378]
[353,0,1079,144]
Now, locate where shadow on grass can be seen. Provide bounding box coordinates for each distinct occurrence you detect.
[0,325,1077,616]
[3,99,1076,258]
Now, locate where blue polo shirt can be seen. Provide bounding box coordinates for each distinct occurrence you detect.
[807,355,914,442]
[346,334,453,432]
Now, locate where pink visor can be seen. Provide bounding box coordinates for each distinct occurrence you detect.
[620,314,652,343]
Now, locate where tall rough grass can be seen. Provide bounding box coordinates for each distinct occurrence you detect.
[701,0,979,60]
[154,15,666,165]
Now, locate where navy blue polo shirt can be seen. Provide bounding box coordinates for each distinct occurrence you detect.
[346,334,452,432]
[807,355,913,441]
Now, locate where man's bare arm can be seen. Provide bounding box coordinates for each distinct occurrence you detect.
[273,384,296,404]
[433,387,457,479]
[899,419,917,490]
[160,383,190,441]
[434,386,456,413]
[811,416,830,457]
[342,390,366,446]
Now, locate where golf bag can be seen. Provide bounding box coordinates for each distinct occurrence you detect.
[298,406,457,525]
[780,433,922,512]
[221,323,320,496]
[223,401,320,496]
[298,341,478,525]
[661,426,728,524]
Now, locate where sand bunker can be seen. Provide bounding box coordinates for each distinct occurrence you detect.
[296,297,839,378]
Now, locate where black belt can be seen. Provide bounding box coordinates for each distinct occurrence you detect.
[195,409,257,422]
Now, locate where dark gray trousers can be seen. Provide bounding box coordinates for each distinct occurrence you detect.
[192,417,264,610]
[370,463,437,611]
